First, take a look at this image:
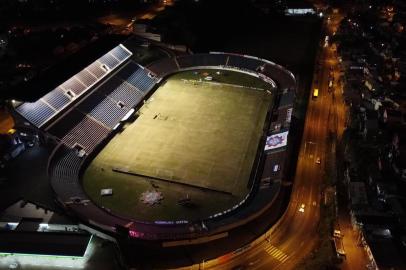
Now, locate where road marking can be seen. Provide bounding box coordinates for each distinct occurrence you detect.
[264,244,289,263]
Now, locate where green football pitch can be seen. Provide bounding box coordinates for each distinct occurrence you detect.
[82,69,273,221]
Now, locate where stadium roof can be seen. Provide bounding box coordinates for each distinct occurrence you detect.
[0,231,91,257]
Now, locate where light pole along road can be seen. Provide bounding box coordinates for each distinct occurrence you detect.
[174,8,347,270]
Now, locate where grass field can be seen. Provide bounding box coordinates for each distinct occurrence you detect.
[82,69,273,221]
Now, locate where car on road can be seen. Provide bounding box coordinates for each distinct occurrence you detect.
[316,157,321,164]
[329,80,333,88]
[313,88,319,98]
[299,203,305,213]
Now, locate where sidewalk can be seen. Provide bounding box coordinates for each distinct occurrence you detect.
[337,206,369,270]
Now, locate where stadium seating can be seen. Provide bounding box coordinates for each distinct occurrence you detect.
[50,147,85,199]
[117,62,156,93]
[92,76,145,110]
[126,69,155,92]
[62,116,110,152]
[84,95,129,129]
[108,82,144,108]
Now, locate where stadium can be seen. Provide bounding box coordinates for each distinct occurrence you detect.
[11,39,296,243]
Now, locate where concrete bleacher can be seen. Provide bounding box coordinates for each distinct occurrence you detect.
[43,61,158,153]
[118,62,156,93]
[47,105,115,153]
[62,116,110,152]
[50,147,85,199]
[108,82,144,108]
[126,69,155,92]
[86,96,129,129]
[95,76,143,108]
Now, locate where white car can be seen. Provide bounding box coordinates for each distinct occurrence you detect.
[316,157,321,164]
[299,203,305,213]
[334,230,342,238]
